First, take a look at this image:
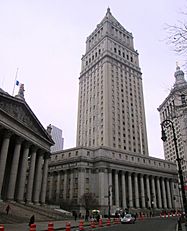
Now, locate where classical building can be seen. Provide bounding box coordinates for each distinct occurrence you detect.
[48,9,180,213]
[49,147,179,213]
[50,124,64,152]
[0,86,54,204]
[158,65,187,180]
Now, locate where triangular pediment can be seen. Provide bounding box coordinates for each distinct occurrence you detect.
[0,91,53,144]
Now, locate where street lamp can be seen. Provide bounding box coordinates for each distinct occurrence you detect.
[108,185,112,218]
[161,119,187,229]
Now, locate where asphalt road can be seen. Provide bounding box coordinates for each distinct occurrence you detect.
[72,217,178,231]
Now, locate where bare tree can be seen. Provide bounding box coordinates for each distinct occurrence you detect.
[166,20,187,55]
[79,192,99,211]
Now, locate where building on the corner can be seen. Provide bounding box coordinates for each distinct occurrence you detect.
[158,65,187,180]
[50,124,64,152]
[48,8,180,213]
[0,85,54,204]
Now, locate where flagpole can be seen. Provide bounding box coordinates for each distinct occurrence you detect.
[12,68,19,96]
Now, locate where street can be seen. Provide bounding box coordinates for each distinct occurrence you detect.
[71,217,178,231]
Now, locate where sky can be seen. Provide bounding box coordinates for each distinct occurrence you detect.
[0,0,187,159]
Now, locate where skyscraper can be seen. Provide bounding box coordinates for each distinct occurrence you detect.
[158,65,187,180]
[48,9,180,213]
[76,8,149,156]
[51,124,64,152]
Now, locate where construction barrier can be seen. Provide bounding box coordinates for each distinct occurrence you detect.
[113,218,118,224]
[90,220,96,229]
[66,222,71,231]
[30,224,36,231]
[98,218,103,227]
[0,225,4,231]
[106,218,111,226]
[79,220,84,230]
[48,222,54,231]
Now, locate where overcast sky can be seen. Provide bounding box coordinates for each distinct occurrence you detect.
[1,0,187,159]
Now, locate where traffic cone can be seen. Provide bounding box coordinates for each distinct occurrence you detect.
[48,222,54,231]
[91,220,96,228]
[79,220,84,230]
[98,218,103,227]
[0,225,4,231]
[66,222,71,231]
[30,224,36,231]
[106,218,111,226]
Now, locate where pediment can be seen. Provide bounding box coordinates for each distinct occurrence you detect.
[0,93,52,143]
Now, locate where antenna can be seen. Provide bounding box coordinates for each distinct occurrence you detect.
[12,68,19,96]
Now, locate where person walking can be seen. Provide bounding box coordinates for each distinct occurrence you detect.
[29,215,35,227]
[6,204,10,215]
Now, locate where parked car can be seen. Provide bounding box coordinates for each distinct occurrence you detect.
[120,214,136,224]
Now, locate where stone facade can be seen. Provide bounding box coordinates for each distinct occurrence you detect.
[76,8,148,155]
[48,147,180,213]
[48,9,181,213]
[0,89,54,204]
[158,66,187,180]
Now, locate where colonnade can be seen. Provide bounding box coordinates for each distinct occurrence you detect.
[0,129,50,204]
[109,170,175,209]
[48,167,178,210]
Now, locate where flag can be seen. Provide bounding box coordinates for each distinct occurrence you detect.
[16,80,21,86]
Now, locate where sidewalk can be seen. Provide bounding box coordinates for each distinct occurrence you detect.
[3,219,80,231]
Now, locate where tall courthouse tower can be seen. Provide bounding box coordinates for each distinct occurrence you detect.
[48,9,180,213]
[76,8,149,155]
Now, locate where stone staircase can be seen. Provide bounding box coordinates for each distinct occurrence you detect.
[0,202,72,224]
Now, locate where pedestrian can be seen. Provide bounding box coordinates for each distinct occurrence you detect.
[6,204,10,215]
[29,215,35,227]
[74,211,77,221]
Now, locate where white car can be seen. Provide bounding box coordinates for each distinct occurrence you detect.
[120,214,136,224]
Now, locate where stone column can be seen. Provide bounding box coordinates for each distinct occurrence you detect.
[108,169,112,207]
[166,179,172,209]
[146,175,151,208]
[115,170,119,207]
[122,171,127,209]
[99,169,105,205]
[0,131,12,200]
[170,180,177,209]
[156,177,162,209]
[151,176,156,208]
[128,172,133,208]
[140,174,145,208]
[69,170,74,200]
[33,153,43,204]
[134,173,140,208]
[7,137,23,200]
[26,146,37,203]
[40,153,50,204]
[161,178,167,209]
[64,170,68,200]
[16,142,30,202]
[56,172,61,202]
[48,173,54,201]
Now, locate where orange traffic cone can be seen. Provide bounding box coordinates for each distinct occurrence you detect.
[91,220,96,228]
[98,218,103,227]
[79,220,84,230]
[30,224,36,231]
[66,222,71,231]
[48,222,54,231]
[0,225,4,231]
[106,218,111,226]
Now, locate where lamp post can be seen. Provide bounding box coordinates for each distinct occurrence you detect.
[108,185,112,218]
[161,119,187,229]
